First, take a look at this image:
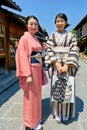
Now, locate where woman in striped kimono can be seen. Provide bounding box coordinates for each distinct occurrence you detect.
[45,13,79,123]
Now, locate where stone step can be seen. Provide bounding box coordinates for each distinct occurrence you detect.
[0,71,19,94]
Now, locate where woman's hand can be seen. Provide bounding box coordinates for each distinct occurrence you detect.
[26,76,32,85]
[42,42,47,50]
[62,64,68,73]
[55,62,62,73]
[54,62,68,74]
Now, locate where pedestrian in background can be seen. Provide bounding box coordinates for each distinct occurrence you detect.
[10,44,15,57]
[15,16,44,130]
[45,13,79,123]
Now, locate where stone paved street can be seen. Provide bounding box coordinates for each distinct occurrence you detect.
[0,59,87,130]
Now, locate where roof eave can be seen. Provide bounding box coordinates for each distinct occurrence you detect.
[0,0,22,12]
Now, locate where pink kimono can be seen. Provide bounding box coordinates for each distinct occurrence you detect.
[15,32,43,129]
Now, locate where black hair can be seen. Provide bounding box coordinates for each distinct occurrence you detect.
[25,15,39,25]
[25,15,40,31]
[55,13,70,28]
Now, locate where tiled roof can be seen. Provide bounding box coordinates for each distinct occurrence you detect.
[0,8,25,24]
[74,14,87,29]
[0,0,21,11]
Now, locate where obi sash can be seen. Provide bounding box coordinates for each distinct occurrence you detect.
[31,51,42,63]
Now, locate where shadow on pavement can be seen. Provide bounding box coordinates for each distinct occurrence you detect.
[75,96,84,120]
[63,96,84,125]
[0,82,20,106]
[42,97,51,124]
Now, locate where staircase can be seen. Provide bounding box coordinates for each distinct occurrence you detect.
[0,71,19,94]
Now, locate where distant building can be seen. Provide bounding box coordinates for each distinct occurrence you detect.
[74,14,87,52]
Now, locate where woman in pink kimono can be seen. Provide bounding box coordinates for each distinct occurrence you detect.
[15,16,43,130]
[45,13,79,124]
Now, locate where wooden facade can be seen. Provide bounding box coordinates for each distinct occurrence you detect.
[0,0,49,74]
[0,9,49,74]
[0,8,26,73]
[74,14,87,52]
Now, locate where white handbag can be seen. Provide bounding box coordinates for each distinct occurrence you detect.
[64,76,75,103]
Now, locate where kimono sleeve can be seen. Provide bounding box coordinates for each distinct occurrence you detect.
[45,33,57,65]
[15,37,31,77]
[66,33,80,69]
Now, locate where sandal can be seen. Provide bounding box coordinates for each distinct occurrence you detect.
[55,115,61,124]
[62,116,68,122]
[34,124,43,130]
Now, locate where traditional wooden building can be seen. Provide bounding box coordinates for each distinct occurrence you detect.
[0,0,24,73]
[74,14,87,52]
[0,11,26,73]
[0,0,49,74]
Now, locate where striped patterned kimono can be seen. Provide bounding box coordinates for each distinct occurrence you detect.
[45,30,79,118]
